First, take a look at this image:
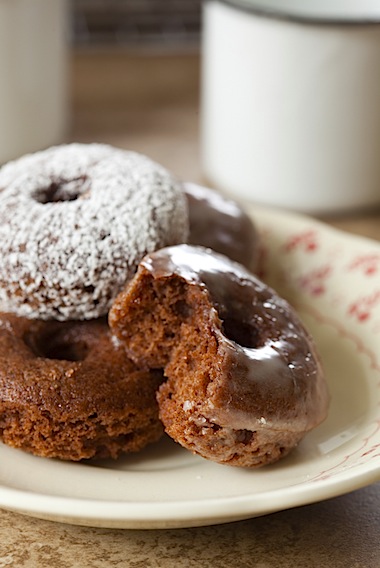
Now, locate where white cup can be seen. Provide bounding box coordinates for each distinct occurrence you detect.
[201,0,380,214]
[0,0,68,165]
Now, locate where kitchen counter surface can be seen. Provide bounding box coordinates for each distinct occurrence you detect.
[0,50,379,567]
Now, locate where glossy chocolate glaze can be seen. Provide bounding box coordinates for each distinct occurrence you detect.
[184,183,260,270]
[142,244,329,433]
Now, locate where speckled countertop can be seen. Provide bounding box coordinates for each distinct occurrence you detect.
[1,484,379,567]
[0,51,379,567]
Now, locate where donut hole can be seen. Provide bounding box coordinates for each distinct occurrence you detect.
[42,338,89,362]
[32,176,91,204]
[25,328,89,362]
[221,316,260,349]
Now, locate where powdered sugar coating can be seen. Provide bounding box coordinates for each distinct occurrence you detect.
[0,143,188,320]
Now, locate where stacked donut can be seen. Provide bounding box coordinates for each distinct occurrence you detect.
[0,143,188,460]
[0,143,328,467]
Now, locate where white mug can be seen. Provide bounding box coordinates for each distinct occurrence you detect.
[201,0,380,214]
[0,0,68,165]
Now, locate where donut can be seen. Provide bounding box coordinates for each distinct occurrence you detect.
[0,143,188,321]
[184,182,260,270]
[109,245,329,468]
[0,313,163,460]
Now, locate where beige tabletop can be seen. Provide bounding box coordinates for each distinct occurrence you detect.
[1,51,379,567]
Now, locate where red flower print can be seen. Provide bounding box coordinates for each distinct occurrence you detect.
[283,230,318,253]
[348,290,380,322]
[347,254,380,276]
[298,265,332,297]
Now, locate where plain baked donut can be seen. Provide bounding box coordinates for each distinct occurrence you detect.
[109,244,329,468]
[0,313,163,461]
[184,182,260,271]
[0,143,188,321]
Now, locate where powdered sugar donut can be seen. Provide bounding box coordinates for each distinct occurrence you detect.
[0,143,188,320]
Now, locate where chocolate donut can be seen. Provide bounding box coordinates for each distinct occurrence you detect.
[0,143,188,321]
[109,245,329,468]
[0,314,163,460]
[185,182,260,270]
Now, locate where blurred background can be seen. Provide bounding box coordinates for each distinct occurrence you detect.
[2,0,380,217]
[72,0,201,49]
[0,0,202,179]
[71,0,380,215]
[69,0,203,182]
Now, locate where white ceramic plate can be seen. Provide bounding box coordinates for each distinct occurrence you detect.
[0,204,380,529]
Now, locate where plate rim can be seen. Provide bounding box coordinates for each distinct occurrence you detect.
[0,455,379,525]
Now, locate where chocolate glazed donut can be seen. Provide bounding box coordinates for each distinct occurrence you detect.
[109,245,329,468]
[184,182,260,271]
